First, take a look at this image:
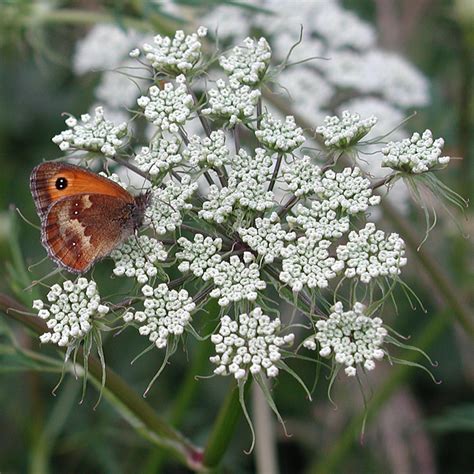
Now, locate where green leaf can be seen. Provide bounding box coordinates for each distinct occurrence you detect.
[427,404,474,433]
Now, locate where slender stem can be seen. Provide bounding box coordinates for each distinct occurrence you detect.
[257,97,263,129]
[268,153,283,192]
[0,294,204,472]
[252,382,280,474]
[186,83,212,138]
[371,173,397,190]
[309,309,449,474]
[277,195,299,218]
[202,379,252,469]
[234,126,241,153]
[113,155,150,182]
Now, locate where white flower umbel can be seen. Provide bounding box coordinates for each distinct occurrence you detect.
[316,110,377,149]
[336,223,407,283]
[202,79,261,126]
[255,113,305,153]
[280,237,344,292]
[142,27,207,75]
[98,171,127,188]
[219,37,272,86]
[146,175,198,234]
[137,75,193,133]
[282,155,322,197]
[34,278,109,347]
[52,106,128,156]
[134,136,183,176]
[382,129,450,174]
[199,148,274,222]
[126,283,195,349]
[304,301,387,376]
[176,234,222,277]
[199,184,239,224]
[287,201,350,240]
[210,307,294,379]
[206,252,266,307]
[315,167,381,214]
[183,130,231,168]
[228,148,274,211]
[111,235,167,284]
[238,212,296,264]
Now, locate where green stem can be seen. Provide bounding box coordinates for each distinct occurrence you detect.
[0,294,204,472]
[144,302,220,473]
[308,309,449,474]
[268,153,283,192]
[202,379,252,469]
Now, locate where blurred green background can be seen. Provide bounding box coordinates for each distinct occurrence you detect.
[0,1,473,473]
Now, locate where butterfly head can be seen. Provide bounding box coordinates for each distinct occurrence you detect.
[132,190,151,231]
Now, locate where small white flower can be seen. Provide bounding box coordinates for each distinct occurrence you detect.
[382,129,450,174]
[34,278,108,347]
[146,175,198,234]
[315,167,381,214]
[219,37,272,86]
[210,307,293,379]
[129,283,195,348]
[202,79,261,126]
[199,148,274,222]
[282,155,322,197]
[305,301,387,376]
[176,234,223,277]
[52,106,128,157]
[316,110,377,149]
[183,130,231,168]
[138,77,194,133]
[336,223,407,283]
[142,28,207,74]
[255,113,305,152]
[280,237,343,291]
[238,212,296,263]
[287,200,350,240]
[134,135,183,176]
[111,235,168,284]
[206,252,266,307]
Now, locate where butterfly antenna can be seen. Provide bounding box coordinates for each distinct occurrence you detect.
[28,256,50,272]
[15,207,41,231]
[24,267,63,291]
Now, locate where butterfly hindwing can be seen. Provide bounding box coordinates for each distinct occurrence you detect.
[42,193,135,273]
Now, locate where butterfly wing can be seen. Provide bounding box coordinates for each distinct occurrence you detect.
[30,162,133,219]
[42,193,135,273]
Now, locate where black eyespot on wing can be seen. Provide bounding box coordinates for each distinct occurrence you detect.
[55,177,68,190]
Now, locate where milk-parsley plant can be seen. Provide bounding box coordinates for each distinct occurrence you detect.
[33,27,456,443]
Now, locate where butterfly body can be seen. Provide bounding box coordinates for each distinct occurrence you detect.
[30,162,149,274]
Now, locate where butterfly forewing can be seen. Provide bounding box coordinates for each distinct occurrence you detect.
[30,162,133,219]
[42,193,136,273]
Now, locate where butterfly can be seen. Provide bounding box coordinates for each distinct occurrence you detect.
[30,162,150,274]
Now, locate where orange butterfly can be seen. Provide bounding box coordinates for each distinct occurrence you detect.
[30,162,149,274]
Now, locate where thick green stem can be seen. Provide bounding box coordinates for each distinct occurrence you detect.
[0,294,204,472]
[308,309,449,474]
[202,379,252,469]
